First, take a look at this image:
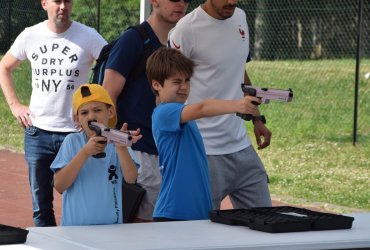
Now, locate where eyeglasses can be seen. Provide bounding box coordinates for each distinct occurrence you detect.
[169,0,191,3]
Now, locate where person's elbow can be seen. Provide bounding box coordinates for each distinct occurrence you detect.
[0,51,21,74]
[123,171,138,185]
[52,173,66,194]
[102,69,126,102]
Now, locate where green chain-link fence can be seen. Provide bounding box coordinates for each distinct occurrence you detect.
[0,0,46,53]
[1,1,369,58]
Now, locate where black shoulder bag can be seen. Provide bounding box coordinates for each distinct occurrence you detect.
[122,179,146,223]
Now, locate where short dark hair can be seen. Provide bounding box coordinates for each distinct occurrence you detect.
[146,47,196,95]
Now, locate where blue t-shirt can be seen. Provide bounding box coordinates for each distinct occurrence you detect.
[50,132,124,226]
[106,21,161,155]
[152,103,213,220]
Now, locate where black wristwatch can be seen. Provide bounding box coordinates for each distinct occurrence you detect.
[252,115,266,124]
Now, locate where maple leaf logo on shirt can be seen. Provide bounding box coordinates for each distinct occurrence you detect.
[239,28,245,39]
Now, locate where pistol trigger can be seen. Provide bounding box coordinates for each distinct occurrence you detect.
[97,139,107,145]
[252,100,260,106]
[236,113,253,121]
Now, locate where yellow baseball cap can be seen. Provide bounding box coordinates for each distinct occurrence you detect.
[72,83,117,128]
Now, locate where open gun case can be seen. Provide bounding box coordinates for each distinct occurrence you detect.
[209,206,354,233]
[0,224,29,245]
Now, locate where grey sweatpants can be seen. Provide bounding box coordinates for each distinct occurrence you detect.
[135,151,161,220]
[207,146,272,209]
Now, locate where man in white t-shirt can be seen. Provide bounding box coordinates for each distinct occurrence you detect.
[0,0,106,226]
[169,0,272,210]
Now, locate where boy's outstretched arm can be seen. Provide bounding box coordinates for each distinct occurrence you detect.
[115,123,142,184]
[53,135,107,193]
[180,96,261,124]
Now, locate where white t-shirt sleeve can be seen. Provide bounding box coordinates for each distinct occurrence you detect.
[87,27,107,59]
[10,28,30,61]
[168,18,193,58]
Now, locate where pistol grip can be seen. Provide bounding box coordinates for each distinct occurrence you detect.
[88,121,107,158]
[93,152,106,158]
[241,85,257,96]
[93,139,107,158]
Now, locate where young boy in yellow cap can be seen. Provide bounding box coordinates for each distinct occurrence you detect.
[50,83,142,226]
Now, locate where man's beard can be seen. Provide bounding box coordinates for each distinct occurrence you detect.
[55,15,71,27]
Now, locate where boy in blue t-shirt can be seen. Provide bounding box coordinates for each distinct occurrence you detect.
[146,48,261,221]
[50,84,142,226]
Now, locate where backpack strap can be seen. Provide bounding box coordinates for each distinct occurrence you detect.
[125,23,154,84]
[90,39,118,84]
[90,23,154,85]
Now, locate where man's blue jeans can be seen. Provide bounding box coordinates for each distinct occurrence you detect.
[24,126,69,227]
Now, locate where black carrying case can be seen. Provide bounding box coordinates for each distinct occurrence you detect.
[0,224,29,245]
[209,206,354,233]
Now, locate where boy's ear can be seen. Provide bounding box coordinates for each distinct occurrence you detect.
[152,80,162,92]
[108,105,116,118]
[73,113,81,127]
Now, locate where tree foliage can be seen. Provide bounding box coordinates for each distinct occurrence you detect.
[73,0,140,42]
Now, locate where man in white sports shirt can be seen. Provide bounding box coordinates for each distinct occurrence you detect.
[169,0,272,210]
[0,0,106,226]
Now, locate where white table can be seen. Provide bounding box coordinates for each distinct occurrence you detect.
[2,213,370,250]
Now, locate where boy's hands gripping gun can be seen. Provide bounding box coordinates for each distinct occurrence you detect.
[88,121,133,158]
[237,84,293,123]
